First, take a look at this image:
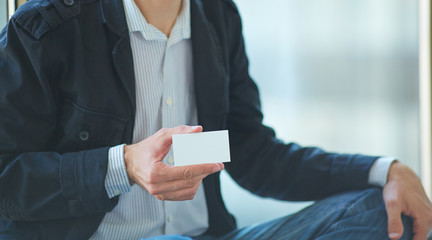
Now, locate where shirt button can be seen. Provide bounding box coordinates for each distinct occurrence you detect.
[63,0,74,6]
[113,189,121,195]
[79,131,89,141]
[166,97,173,106]
[167,156,174,165]
[167,214,174,223]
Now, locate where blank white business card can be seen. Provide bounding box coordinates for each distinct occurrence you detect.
[172,130,231,166]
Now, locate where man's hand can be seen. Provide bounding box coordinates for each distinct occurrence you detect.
[384,162,432,240]
[123,125,224,201]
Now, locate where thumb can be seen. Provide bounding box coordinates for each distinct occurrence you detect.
[156,125,203,150]
[171,125,203,135]
[151,126,203,163]
[386,202,404,240]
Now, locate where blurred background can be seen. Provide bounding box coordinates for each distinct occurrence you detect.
[1,0,429,230]
[221,0,421,227]
[0,3,6,27]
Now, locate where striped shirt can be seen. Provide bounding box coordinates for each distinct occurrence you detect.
[90,0,209,239]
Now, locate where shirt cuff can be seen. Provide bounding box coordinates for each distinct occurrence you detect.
[368,157,397,187]
[105,144,131,198]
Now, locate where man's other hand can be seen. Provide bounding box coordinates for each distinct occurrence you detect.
[384,162,432,240]
[123,125,224,201]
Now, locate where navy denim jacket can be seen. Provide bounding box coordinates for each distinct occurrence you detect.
[0,0,378,239]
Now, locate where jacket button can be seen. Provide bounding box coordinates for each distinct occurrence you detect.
[79,131,89,141]
[63,0,74,6]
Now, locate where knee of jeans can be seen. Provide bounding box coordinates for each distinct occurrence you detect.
[343,188,385,213]
[316,188,386,227]
[320,188,414,239]
[353,187,383,200]
[322,188,383,210]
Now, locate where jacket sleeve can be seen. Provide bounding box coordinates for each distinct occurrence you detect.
[0,16,118,220]
[222,1,378,201]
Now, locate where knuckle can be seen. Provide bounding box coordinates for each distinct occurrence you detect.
[385,199,399,209]
[186,178,196,187]
[187,188,196,196]
[146,175,155,184]
[146,171,159,184]
[182,168,192,179]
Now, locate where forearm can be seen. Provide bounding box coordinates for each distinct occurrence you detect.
[226,125,378,201]
[0,147,118,221]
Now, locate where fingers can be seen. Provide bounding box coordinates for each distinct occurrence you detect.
[159,163,224,182]
[137,163,223,201]
[385,197,404,239]
[154,181,202,201]
[143,163,223,201]
[146,174,207,196]
[412,217,431,240]
[412,230,428,240]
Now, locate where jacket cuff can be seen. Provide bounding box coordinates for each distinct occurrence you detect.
[60,147,118,216]
[329,154,378,192]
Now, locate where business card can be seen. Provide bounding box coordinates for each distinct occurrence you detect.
[172,130,231,166]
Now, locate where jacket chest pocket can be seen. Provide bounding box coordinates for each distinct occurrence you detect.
[55,100,127,152]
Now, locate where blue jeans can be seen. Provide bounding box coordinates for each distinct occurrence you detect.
[144,188,413,240]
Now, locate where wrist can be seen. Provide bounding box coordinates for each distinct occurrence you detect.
[387,161,410,183]
[124,144,136,186]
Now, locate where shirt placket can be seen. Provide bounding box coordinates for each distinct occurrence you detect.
[162,41,177,235]
[161,40,175,164]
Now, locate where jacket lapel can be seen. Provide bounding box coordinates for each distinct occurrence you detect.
[100,0,136,115]
[191,0,228,131]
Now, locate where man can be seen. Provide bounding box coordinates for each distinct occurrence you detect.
[0,0,431,239]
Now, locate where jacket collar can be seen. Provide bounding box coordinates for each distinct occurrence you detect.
[99,0,129,36]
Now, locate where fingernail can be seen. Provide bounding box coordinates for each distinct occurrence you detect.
[213,166,220,172]
[389,233,400,239]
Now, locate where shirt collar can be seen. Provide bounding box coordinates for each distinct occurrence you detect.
[122,0,191,41]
